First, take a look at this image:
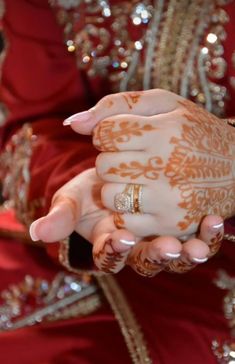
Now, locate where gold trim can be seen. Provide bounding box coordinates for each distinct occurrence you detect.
[97,275,152,364]
[59,238,104,276]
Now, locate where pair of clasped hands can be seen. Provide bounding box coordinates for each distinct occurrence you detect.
[30,89,228,277]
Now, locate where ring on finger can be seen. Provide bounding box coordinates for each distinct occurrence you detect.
[114,184,143,214]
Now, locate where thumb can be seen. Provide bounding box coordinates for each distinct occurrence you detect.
[29,195,80,243]
[63,89,178,135]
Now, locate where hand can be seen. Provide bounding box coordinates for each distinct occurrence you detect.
[29,169,224,277]
[65,89,234,240]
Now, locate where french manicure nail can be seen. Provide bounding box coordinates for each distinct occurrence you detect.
[63,110,93,126]
[212,222,224,229]
[191,256,208,263]
[165,252,181,259]
[29,221,40,242]
[120,239,136,246]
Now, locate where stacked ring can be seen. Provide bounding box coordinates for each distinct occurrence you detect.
[114,184,143,214]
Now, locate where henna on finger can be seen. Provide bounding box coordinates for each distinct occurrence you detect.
[164,255,198,274]
[127,250,168,278]
[164,238,209,273]
[122,92,143,109]
[208,231,224,257]
[93,232,135,273]
[107,156,164,180]
[93,118,156,152]
[127,237,181,277]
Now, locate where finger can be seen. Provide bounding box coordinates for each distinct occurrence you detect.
[64,89,181,135]
[29,195,80,243]
[96,151,163,184]
[101,183,175,216]
[165,238,210,273]
[197,215,224,257]
[92,112,174,152]
[113,211,183,238]
[92,215,136,274]
[127,236,182,277]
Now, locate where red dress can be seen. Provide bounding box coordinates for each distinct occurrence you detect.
[0,1,235,363]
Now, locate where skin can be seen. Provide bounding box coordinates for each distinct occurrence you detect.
[30,89,227,276]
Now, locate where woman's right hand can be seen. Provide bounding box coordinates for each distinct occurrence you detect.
[29,168,224,277]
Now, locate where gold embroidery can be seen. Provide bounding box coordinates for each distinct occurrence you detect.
[0,124,45,226]
[107,156,164,180]
[97,275,152,364]
[50,1,231,115]
[59,238,103,276]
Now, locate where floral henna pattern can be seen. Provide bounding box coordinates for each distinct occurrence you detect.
[164,257,197,274]
[127,250,164,277]
[122,92,143,109]
[208,231,223,257]
[165,99,235,230]
[93,239,125,273]
[107,156,164,180]
[93,120,156,151]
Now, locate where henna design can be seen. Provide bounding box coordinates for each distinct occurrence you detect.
[122,92,143,109]
[93,239,125,273]
[127,250,167,277]
[93,119,156,151]
[208,231,223,257]
[107,156,164,180]
[165,99,235,230]
[164,257,196,274]
[113,212,125,229]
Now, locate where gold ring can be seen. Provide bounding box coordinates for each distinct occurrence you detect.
[114,184,143,214]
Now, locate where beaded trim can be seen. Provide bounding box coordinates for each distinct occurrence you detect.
[0,272,101,331]
[0,124,45,226]
[97,274,152,364]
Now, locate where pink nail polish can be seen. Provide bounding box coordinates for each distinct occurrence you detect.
[63,110,93,126]
[29,221,40,242]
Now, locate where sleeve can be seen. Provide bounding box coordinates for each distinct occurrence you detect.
[0,0,98,272]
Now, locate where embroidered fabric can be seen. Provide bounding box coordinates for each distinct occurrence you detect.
[0,272,101,331]
[50,0,233,116]
[212,271,235,363]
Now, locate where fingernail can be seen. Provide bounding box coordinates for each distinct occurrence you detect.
[191,256,208,263]
[120,239,136,246]
[165,252,181,259]
[29,221,40,241]
[63,110,93,126]
[212,222,224,229]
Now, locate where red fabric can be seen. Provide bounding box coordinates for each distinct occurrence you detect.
[0,234,233,364]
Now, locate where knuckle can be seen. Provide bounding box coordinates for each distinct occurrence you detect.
[95,153,105,178]
[97,94,115,109]
[95,152,111,179]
